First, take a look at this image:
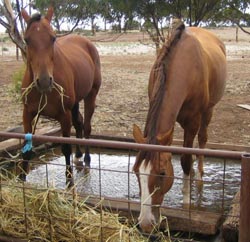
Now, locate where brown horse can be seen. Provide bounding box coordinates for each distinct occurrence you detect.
[133,23,227,233]
[20,7,101,186]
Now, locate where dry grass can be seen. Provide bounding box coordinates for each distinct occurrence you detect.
[0,172,169,242]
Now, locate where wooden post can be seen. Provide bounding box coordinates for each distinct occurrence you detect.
[236,26,238,42]
[239,153,250,242]
[16,45,19,60]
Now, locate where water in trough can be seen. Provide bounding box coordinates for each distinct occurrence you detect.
[26,147,241,213]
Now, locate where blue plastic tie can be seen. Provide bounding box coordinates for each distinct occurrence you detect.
[22,133,33,153]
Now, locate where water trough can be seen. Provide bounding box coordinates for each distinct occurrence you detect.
[0,127,247,239]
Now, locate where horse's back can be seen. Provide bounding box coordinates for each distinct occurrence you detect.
[57,34,100,63]
[187,27,227,105]
[188,27,226,55]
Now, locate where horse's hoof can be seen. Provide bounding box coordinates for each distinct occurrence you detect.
[18,174,27,182]
[73,156,84,171]
[74,161,84,172]
[84,154,91,168]
[84,166,90,174]
[84,160,90,168]
[196,179,204,192]
[66,178,74,188]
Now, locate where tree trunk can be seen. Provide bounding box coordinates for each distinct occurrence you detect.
[91,17,96,36]
[236,26,238,42]
[104,18,107,31]
[3,0,26,60]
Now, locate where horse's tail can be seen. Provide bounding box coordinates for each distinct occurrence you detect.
[144,21,186,140]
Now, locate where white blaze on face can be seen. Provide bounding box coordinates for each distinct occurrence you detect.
[138,160,156,226]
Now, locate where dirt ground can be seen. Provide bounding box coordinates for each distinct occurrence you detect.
[0,27,249,148]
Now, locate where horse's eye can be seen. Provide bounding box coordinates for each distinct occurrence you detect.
[52,36,56,43]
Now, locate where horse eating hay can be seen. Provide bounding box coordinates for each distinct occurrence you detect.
[133,23,227,233]
[20,7,102,186]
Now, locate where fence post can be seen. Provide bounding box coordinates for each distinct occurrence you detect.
[239,153,250,242]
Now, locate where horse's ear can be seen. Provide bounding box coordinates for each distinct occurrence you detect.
[21,8,30,23]
[133,124,146,144]
[45,6,54,23]
[157,128,173,145]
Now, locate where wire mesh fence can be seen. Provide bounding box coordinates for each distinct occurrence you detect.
[0,132,246,241]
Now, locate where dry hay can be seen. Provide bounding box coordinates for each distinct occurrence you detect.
[0,173,169,242]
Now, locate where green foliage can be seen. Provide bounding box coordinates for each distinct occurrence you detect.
[2,46,8,51]
[29,0,250,32]
[12,65,25,96]
[124,19,140,30]
[0,36,10,43]
[2,0,250,54]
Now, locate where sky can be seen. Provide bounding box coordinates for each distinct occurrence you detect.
[0,2,106,34]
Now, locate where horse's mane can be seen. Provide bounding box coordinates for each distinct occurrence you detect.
[144,22,186,146]
[26,13,42,29]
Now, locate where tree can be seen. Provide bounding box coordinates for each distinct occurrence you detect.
[135,0,172,50]
[2,0,250,58]
[65,0,103,35]
[33,0,82,32]
[168,0,223,26]
[220,0,250,34]
[0,0,26,58]
[103,0,128,32]
[98,0,110,31]
[188,0,222,26]
[97,0,138,33]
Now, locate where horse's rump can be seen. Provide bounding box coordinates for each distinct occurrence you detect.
[187,27,227,106]
[147,24,227,136]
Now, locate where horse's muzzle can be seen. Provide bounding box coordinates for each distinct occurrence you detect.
[35,75,53,93]
[139,206,160,233]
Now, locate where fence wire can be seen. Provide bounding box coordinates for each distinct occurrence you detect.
[0,132,246,242]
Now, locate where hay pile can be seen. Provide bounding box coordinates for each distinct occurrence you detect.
[0,176,151,242]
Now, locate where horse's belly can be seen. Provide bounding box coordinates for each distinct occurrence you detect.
[76,81,93,100]
[208,67,227,106]
[74,71,95,101]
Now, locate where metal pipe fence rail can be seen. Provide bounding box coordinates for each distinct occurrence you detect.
[0,131,249,242]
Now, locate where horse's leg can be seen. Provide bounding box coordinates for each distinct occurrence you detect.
[20,107,35,181]
[71,103,84,170]
[197,108,213,180]
[59,110,74,186]
[83,89,98,168]
[181,117,201,204]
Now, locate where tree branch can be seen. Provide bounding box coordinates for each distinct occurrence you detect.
[236,23,250,35]
[228,3,250,35]
[2,0,26,59]
[0,17,11,30]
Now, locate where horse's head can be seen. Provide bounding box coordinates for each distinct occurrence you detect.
[21,7,56,93]
[133,124,174,233]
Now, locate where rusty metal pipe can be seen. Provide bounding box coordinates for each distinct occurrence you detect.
[0,131,245,159]
[239,153,250,242]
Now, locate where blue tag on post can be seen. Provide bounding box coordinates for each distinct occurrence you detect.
[22,133,33,153]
